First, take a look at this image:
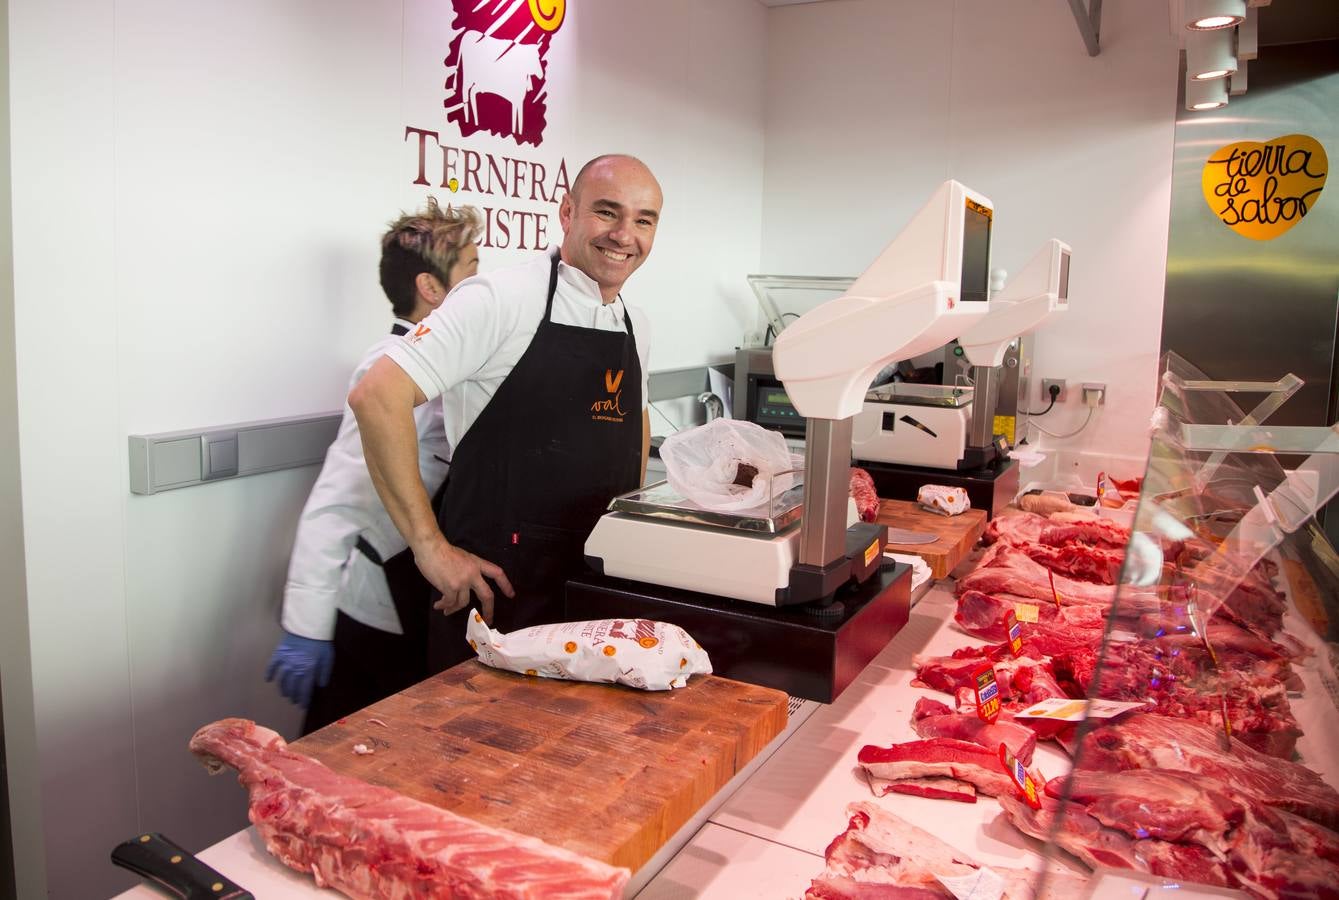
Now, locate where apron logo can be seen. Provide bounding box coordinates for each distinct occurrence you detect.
[442,0,565,148]
[408,323,432,344]
[591,369,627,422]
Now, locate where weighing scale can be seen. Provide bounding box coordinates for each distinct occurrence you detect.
[852,240,1071,516]
[575,180,997,701]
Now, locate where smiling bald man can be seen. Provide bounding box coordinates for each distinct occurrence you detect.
[350,154,662,674]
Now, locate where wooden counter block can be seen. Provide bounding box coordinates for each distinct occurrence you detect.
[876,498,986,579]
[293,662,788,873]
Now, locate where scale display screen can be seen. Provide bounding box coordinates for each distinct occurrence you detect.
[961,200,992,302]
[1058,250,1071,300]
[749,377,806,435]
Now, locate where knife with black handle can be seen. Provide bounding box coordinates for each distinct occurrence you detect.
[111,832,253,899]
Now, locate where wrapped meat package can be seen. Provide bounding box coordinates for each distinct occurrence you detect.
[466,610,713,690]
[917,484,970,516]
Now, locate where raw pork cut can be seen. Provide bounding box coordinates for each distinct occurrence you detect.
[1075,714,1339,828]
[857,738,1017,800]
[911,697,1037,765]
[189,718,630,899]
[805,802,1086,899]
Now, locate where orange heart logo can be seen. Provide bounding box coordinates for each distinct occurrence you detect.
[1201,134,1327,241]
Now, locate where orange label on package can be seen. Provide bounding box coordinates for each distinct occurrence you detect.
[1014,603,1039,624]
[973,665,1000,724]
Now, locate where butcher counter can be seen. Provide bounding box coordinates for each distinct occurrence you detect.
[116,542,1339,898]
[112,570,1090,900]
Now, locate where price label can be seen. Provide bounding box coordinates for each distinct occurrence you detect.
[1014,603,1039,624]
[1014,697,1150,722]
[1004,610,1023,658]
[973,665,1000,724]
[936,867,1006,900]
[999,743,1041,809]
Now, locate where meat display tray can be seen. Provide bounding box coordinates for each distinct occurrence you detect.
[565,562,911,704]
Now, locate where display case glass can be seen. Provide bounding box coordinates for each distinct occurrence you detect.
[1028,352,1339,897]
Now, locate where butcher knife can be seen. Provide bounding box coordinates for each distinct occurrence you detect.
[111,832,253,900]
[885,527,937,545]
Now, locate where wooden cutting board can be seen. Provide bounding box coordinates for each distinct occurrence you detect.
[294,662,788,872]
[876,498,987,579]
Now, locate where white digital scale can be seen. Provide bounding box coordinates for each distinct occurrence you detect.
[851,238,1073,471]
[586,180,1001,607]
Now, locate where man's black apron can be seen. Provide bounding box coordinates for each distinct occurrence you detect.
[426,255,642,672]
[303,320,440,733]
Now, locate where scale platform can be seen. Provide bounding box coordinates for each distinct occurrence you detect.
[564,561,911,704]
[586,477,853,607]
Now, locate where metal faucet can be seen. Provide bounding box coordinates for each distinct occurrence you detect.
[696,391,724,422]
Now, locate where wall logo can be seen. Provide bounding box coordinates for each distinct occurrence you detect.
[404,0,570,251]
[1202,134,1327,241]
[443,0,565,148]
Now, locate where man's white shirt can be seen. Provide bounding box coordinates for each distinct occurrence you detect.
[386,248,651,452]
[281,318,450,639]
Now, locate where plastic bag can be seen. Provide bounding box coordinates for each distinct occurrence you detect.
[659,419,795,512]
[465,609,713,691]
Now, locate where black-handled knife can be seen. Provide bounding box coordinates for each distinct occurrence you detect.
[111,832,253,900]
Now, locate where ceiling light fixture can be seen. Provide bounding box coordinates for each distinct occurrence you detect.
[1186,76,1229,111]
[1185,0,1246,30]
[1186,28,1237,79]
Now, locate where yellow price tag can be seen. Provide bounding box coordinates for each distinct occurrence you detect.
[1014,603,1039,623]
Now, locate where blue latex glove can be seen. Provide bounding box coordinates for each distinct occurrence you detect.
[264,632,335,708]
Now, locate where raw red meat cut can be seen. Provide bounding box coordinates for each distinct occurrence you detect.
[1074,714,1339,828]
[982,512,1047,547]
[189,718,630,899]
[1038,518,1131,551]
[850,467,880,523]
[1047,770,1245,855]
[911,697,1037,765]
[1020,542,1125,584]
[956,545,1134,608]
[806,802,1087,900]
[857,738,1017,800]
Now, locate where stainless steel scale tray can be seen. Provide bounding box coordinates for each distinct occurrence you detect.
[607,479,803,534]
[865,382,973,409]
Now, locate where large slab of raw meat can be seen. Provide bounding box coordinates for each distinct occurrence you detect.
[190,718,630,899]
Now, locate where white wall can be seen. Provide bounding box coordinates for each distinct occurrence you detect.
[6,1,766,896]
[761,0,1180,482]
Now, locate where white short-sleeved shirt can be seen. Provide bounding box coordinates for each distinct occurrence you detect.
[281,319,450,639]
[385,249,651,451]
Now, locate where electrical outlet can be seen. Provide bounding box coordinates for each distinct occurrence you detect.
[1041,378,1067,403]
[1082,382,1106,406]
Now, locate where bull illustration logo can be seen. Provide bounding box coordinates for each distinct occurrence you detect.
[443,0,565,147]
